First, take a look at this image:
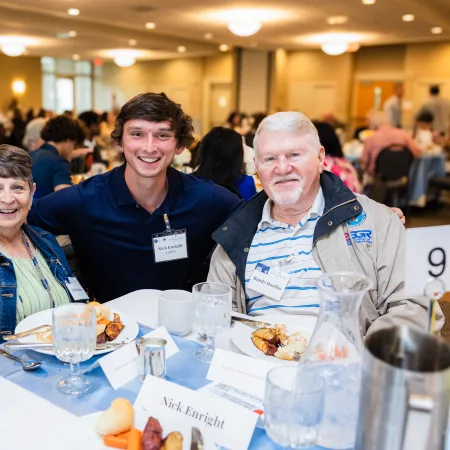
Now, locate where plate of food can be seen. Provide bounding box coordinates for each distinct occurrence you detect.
[231,314,317,363]
[80,398,213,450]
[14,302,139,356]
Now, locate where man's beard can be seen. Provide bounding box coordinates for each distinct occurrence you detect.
[269,175,303,205]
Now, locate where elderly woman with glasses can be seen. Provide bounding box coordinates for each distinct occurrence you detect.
[0,144,75,337]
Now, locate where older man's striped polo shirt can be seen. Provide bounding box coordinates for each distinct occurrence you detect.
[245,188,324,315]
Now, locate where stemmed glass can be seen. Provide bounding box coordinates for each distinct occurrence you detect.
[193,282,232,364]
[52,303,97,395]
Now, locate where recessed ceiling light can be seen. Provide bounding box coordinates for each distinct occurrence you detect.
[431,27,443,35]
[68,8,80,16]
[129,39,137,46]
[327,15,348,25]
[68,30,77,38]
[362,0,375,4]
[145,22,156,29]
[72,54,80,61]
[402,14,415,22]
[219,44,229,52]
[204,32,213,40]
[177,46,186,53]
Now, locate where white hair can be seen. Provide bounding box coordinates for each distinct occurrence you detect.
[22,117,47,149]
[253,111,321,155]
[369,110,389,129]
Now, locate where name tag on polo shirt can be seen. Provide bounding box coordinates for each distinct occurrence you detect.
[65,277,89,301]
[152,229,188,263]
[247,263,289,301]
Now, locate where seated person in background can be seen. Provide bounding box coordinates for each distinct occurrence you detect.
[413,111,445,151]
[245,113,267,148]
[30,115,82,199]
[208,112,439,336]
[361,111,421,178]
[314,121,362,193]
[28,92,242,302]
[194,127,257,201]
[0,145,73,336]
[22,117,47,152]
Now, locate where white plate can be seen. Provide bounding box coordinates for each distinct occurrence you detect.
[14,308,139,356]
[78,411,214,450]
[231,314,317,363]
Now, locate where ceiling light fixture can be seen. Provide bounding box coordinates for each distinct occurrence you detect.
[204,32,213,40]
[362,0,376,4]
[402,14,415,22]
[327,16,348,25]
[219,44,229,52]
[111,50,137,67]
[128,39,137,46]
[177,46,186,53]
[431,27,443,35]
[321,42,349,55]
[145,22,156,29]
[1,42,26,57]
[68,30,77,38]
[228,19,261,37]
[72,54,80,61]
[68,8,80,16]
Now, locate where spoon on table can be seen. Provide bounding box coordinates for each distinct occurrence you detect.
[0,349,42,371]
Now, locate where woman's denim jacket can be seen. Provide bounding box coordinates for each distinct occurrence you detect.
[0,224,73,336]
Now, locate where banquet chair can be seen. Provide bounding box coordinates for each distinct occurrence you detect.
[369,145,414,208]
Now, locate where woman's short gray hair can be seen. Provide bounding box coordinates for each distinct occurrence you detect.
[253,111,321,154]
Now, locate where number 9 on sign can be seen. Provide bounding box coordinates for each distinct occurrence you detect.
[428,247,446,278]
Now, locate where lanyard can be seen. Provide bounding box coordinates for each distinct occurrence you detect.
[21,230,56,309]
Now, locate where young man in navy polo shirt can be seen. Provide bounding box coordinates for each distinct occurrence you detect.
[28,93,242,302]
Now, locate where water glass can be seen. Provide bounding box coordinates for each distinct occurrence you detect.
[158,290,193,336]
[264,365,325,449]
[52,303,97,395]
[193,282,232,364]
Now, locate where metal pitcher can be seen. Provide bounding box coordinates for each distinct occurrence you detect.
[355,325,450,450]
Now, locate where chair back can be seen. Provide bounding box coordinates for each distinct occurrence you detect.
[375,145,414,181]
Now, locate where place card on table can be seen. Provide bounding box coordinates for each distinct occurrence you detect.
[207,348,276,398]
[99,326,180,390]
[135,375,258,450]
[141,326,180,358]
[405,225,450,296]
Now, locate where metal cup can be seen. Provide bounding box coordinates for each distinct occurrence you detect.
[136,337,167,382]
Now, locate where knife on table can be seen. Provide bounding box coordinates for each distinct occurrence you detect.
[4,342,126,351]
[190,427,204,450]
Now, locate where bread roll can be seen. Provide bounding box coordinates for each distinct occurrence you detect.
[95,398,134,436]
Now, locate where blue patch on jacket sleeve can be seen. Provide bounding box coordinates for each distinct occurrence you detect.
[348,211,366,227]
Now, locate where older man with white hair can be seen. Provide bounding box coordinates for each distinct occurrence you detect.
[208,111,441,335]
[22,117,47,151]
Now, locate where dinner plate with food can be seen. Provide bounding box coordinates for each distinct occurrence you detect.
[79,398,212,450]
[231,314,317,363]
[14,302,139,356]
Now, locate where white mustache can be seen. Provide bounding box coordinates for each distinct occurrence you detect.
[270,175,302,186]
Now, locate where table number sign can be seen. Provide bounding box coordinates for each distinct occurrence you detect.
[405,225,450,296]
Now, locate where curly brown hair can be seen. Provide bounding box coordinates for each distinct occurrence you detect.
[111,92,194,148]
[0,144,33,188]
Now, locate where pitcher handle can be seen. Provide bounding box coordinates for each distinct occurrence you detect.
[402,394,434,450]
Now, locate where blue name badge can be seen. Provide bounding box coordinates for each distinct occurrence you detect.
[247,263,290,301]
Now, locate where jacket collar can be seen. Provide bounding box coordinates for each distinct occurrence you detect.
[22,224,60,261]
[213,171,362,252]
[38,142,59,155]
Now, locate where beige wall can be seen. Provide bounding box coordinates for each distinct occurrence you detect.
[270,48,288,113]
[284,50,354,122]
[354,45,406,80]
[96,53,233,136]
[0,55,42,111]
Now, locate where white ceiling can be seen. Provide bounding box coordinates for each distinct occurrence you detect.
[0,0,449,61]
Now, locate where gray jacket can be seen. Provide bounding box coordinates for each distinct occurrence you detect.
[208,174,443,336]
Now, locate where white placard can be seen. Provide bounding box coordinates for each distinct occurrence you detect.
[65,277,89,301]
[206,349,276,399]
[141,326,180,358]
[134,376,258,450]
[99,342,141,390]
[405,225,450,296]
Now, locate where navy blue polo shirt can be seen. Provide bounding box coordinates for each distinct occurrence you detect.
[30,143,72,200]
[28,164,242,302]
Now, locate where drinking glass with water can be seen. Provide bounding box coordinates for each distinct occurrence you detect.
[193,282,232,364]
[264,365,325,449]
[52,303,97,395]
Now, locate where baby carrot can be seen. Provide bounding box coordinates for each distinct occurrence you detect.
[127,428,142,450]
